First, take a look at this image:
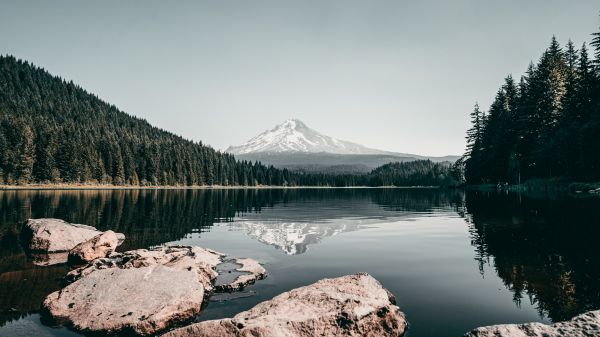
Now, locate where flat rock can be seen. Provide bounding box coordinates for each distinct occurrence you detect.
[66,246,264,292]
[161,272,407,337]
[43,264,204,336]
[66,246,223,291]
[463,310,600,337]
[68,230,124,264]
[44,245,268,336]
[24,219,102,252]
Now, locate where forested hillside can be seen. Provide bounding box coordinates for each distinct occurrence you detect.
[369,161,458,186]
[463,18,600,184]
[0,55,295,186]
[0,55,458,187]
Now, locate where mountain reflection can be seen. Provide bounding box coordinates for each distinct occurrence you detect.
[222,188,463,255]
[227,221,365,255]
[464,191,600,322]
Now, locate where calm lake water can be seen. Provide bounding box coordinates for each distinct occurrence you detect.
[0,188,599,337]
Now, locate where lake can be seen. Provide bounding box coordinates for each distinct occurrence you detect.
[0,188,599,337]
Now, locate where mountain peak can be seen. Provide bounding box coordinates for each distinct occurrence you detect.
[226,119,388,155]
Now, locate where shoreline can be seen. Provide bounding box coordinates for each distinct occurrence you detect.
[0,184,444,191]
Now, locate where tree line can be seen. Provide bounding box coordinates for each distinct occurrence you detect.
[0,55,458,187]
[463,17,600,184]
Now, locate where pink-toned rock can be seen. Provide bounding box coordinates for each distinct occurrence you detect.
[66,246,265,292]
[43,265,204,336]
[30,252,70,266]
[24,219,102,252]
[66,246,224,291]
[44,246,268,336]
[161,273,407,337]
[463,310,600,337]
[68,230,124,264]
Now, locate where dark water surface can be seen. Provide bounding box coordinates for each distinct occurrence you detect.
[0,188,599,337]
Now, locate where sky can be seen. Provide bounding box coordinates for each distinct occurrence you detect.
[1,1,598,156]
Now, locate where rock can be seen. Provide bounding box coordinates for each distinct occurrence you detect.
[30,252,69,266]
[43,265,205,336]
[67,230,124,264]
[24,218,102,252]
[44,246,268,336]
[214,258,267,292]
[66,246,223,291]
[161,272,407,337]
[463,310,600,337]
[66,246,264,292]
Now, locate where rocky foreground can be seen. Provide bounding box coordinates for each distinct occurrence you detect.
[43,246,267,336]
[161,273,407,337]
[22,219,600,337]
[464,310,600,337]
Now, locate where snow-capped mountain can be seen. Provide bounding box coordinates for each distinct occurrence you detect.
[226,119,459,173]
[226,119,392,155]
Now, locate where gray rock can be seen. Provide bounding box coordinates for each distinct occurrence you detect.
[463,310,600,337]
[161,272,407,337]
[24,219,102,252]
[214,258,267,292]
[67,230,124,264]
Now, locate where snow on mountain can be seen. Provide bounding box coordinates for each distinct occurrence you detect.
[226,119,391,155]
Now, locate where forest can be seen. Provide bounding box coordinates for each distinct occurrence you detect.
[0,56,458,187]
[463,18,600,185]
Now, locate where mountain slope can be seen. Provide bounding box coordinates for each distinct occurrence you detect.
[227,119,459,173]
[227,119,390,155]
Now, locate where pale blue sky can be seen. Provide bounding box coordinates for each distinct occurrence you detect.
[1,1,598,156]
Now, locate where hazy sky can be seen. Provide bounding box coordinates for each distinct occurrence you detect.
[1,1,598,156]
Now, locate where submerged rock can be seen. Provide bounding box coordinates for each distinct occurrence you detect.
[161,273,407,337]
[214,258,267,292]
[44,245,267,336]
[67,230,124,264]
[464,310,600,337]
[43,265,204,336]
[24,219,102,252]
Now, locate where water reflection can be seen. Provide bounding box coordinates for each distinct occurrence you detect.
[0,188,598,335]
[464,191,600,322]
[226,221,365,255]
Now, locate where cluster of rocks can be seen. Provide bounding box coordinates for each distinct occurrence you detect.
[22,218,600,337]
[23,218,124,266]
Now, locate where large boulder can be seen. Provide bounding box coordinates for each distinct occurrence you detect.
[44,245,267,336]
[161,273,407,337]
[463,310,600,337]
[65,246,265,292]
[23,218,120,253]
[67,230,124,264]
[43,264,204,336]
